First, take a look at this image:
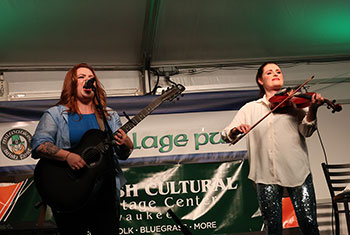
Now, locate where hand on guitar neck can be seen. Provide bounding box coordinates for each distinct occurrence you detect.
[114,129,133,150]
[113,129,133,160]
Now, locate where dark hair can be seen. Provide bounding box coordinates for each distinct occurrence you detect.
[255,62,278,98]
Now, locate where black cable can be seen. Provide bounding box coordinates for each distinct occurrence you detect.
[164,75,178,86]
[145,70,161,95]
[302,85,329,165]
[308,91,333,233]
[167,209,192,235]
[302,85,335,233]
[316,128,329,165]
[316,126,336,235]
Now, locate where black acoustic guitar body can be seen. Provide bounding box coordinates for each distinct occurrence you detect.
[34,129,115,212]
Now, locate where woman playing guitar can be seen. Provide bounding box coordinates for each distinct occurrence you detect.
[31,63,133,235]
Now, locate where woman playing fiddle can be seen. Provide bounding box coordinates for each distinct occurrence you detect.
[221,62,324,235]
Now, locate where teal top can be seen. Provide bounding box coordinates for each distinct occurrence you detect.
[68,113,100,147]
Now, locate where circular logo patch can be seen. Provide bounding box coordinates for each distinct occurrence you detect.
[1,129,32,160]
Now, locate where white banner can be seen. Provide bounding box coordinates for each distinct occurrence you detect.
[0,110,247,169]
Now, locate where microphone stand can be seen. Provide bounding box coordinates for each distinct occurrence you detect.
[167,209,193,235]
[91,85,120,175]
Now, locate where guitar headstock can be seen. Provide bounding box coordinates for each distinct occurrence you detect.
[160,84,185,102]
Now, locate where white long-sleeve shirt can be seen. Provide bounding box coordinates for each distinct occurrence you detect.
[221,96,317,187]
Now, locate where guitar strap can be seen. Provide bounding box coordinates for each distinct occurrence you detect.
[95,111,105,132]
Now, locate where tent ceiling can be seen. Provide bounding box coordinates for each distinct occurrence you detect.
[1,0,350,71]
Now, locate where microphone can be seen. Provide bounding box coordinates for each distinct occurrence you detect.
[83,77,96,89]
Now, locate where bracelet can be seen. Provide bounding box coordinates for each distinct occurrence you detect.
[64,152,71,161]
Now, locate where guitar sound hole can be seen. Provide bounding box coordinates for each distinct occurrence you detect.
[82,147,102,168]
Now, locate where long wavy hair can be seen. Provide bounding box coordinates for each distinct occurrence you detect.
[56,63,109,118]
[255,62,278,98]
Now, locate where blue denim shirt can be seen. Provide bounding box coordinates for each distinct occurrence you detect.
[31,105,126,192]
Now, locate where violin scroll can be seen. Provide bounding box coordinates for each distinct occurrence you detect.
[325,99,342,113]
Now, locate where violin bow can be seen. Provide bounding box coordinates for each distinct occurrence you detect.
[230,75,314,145]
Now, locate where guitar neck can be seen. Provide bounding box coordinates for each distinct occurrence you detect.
[118,96,163,134]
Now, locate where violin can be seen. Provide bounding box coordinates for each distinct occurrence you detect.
[269,89,342,113]
[229,76,342,145]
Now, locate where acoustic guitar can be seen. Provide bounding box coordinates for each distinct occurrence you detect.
[34,84,185,212]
